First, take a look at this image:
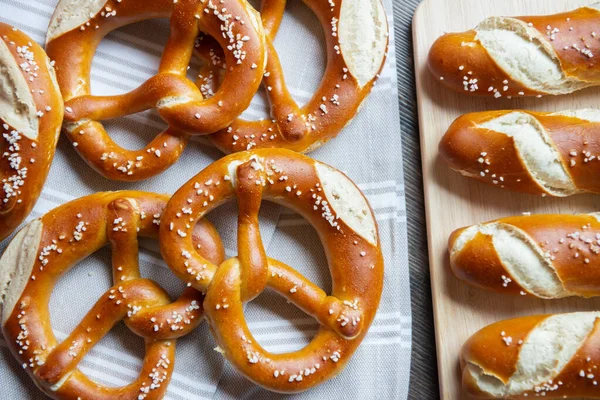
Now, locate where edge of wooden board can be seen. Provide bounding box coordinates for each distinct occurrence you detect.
[411,0,454,398]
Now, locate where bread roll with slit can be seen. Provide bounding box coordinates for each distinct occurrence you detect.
[449,213,600,298]
[428,4,600,97]
[439,109,600,197]
[0,23,63,241]
[462,312,600,398]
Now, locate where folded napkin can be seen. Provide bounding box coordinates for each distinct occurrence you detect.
[0,0,410,398]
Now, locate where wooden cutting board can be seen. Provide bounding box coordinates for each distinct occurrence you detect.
[413,0,600,398]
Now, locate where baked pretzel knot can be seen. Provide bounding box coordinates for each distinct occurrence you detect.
[45,0,267,181]
[202,0,389,153]
[0,191,225,399]
[160,148,384,392]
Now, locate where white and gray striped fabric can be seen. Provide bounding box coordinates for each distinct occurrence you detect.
[0,0,410,398]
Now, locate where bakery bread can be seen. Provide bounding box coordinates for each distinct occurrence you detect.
[45,0,267,181]
[428,4,600,97]
[204,0,389,153]
[0,23,63,241]
[159,148,384,392]
[439,109,600,197]
[462,312,600,398]
[449,213,600,298]
[0,191,224,399]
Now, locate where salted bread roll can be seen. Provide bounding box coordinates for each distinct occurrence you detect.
[428,4,600,97]
[449,213,600,299]
[0,23,63,241]
[439,109,600,197]
[462,312,600,398]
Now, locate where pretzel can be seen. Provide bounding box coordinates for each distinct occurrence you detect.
[0,191,225,399]
[159,148,384,392]
[449,213,600,299]
[439,109,600,197]
[45,0,267,181]
[428,4,600,97]
[0,23,63,241]
[200,0,389,153]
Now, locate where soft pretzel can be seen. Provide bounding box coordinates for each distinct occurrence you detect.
[439,109,600,197]
[448,213,600,299]
[462,312,600,399]
[45,0,267,181]
[0,191,224,399]
[0,23,63,241]
[159,148,384,392]
[201,0,389,153]
[428,4,600,97]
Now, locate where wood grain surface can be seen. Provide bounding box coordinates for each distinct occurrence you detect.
[413,0,600,398]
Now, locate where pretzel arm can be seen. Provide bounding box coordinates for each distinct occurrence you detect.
[260,0,286,36]
[64,74,201,123]
[159,0,201,75]
[267,258,363,340]
[236,161,269,302]
[65,122,188,181]
[127,287,205,340]
[262,40,308,142]
[108,198,142,282]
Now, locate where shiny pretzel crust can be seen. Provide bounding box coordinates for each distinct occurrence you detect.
[0,23,63,241]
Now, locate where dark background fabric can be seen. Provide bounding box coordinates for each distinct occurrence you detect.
[394,0,439,398]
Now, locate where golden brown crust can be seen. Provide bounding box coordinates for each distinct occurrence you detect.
[550,318,600,397]
[45,0,267,181]
[462,315,548,386]
[428,6,600,97]
[204,0,389,153]
[428,31,536,98]
[516,8,600,83]
[462,314,600,399]
[0,191,224,399]
[449,214,600,298]
[0,23,63,241]
[439,110,600,196]
[450,230,528,296]
[159,148,384,392]
[439,111,547,195]
[461,315,549,398]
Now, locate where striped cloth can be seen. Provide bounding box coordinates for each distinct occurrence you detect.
[0,0,411,398]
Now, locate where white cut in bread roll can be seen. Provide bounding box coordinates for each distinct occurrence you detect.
[448,213,600,299]
[462,312,600,398]
[439,109,600,197]
[429,4,600,97]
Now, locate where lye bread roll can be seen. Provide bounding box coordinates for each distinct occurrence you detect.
[449,213,600,299]
[428,4,600,97]
[462,312,600,398]
[439,109,600,197]
[0,23,63,241]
